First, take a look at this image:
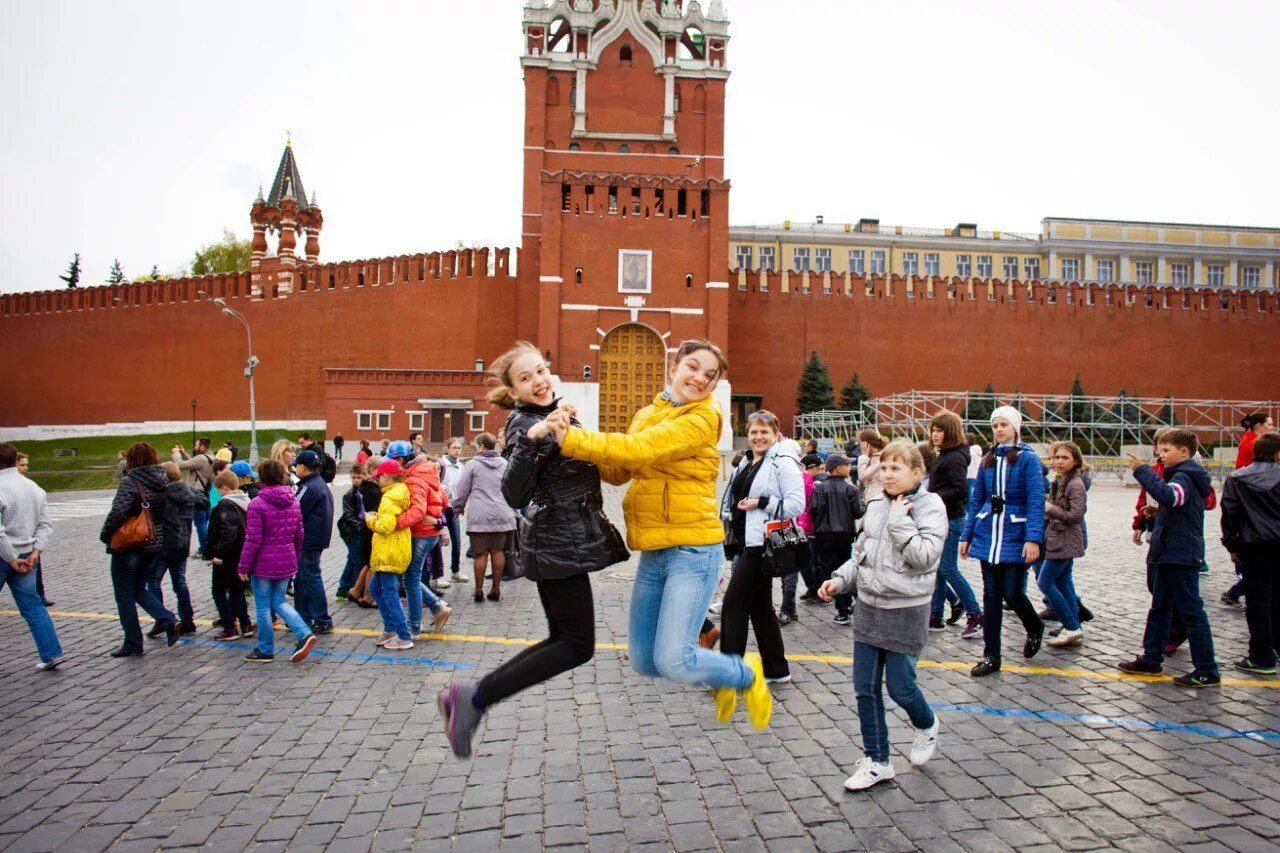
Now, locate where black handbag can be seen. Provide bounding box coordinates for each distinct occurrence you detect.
[760,517,810,578]
[504,529,526,580]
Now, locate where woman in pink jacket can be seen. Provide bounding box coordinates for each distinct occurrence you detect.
[238,459,317,663]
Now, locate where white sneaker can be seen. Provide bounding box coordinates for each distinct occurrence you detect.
[843,756,895,791]
[1046,628,1084,648]
[708,600,723,615]
[451,573,470,583]
[765,673,792,685]
[910,718,940,766]
[434,578,451,590]
[384,637,414,651]
[36,656,65,671]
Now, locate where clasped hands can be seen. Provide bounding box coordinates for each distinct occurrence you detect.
[7,549,40,574]
[526,403,577,443]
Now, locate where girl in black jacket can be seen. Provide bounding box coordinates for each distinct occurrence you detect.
[927,412,983,636]
[100,442,180,656]
[439,343,628,759]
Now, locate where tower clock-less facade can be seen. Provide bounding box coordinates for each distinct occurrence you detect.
[518,0,733,438]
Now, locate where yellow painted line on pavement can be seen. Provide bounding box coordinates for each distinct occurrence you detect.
[6,610,1277,689]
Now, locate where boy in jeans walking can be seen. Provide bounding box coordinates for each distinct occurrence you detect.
[1119,429,1220,687]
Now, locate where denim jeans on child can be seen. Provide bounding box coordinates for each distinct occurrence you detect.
[293,549,332,630]
[628,545,753,690]
[192,508,209,554]
[110,551,175,652]
[250,575,311,656]
[148,551,194,622]
[405,537,444,633]
[369,571,411,641]
[930,518,981,619]
[0,554,62,663]
[1142,563,1218,675]
[339,536,363,593]
[1037,558,1080,630]
[853,641,935,764]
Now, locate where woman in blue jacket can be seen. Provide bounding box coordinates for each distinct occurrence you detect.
[961,406,1046,676]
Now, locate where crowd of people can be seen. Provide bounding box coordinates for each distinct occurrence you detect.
[0,346,1276,793]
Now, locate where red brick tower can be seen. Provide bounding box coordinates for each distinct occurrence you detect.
[519,0,732,435]
[250,138,324,300]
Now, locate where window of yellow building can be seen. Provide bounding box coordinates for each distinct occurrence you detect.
[924,253,940,276]
[977,255,993,277]
[1097,259,1115,283]
[735,245,752,269]
[759,246,775,271]
[815,248,832,272]
[848,250,865,275]
[903,252,919,276]
[1171,263,1189,286]
[1062,258,1080,280]
[1242,266,1260,288]
[956,254,971,277]
[870,250,886,274]
[1024,258,1040,280]
[1207,264,1224,286]
[793,247,810,272]
[1135,260,1154,284]
[1002,256,1018,279]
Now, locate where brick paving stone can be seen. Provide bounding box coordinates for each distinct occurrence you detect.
[0,482,1276,851]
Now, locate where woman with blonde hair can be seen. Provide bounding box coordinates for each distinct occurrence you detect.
[269,439,297,483]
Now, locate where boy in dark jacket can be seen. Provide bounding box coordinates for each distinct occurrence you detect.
[808,453,864,623]
[150,461,209,636]
[1119,429,1220,687]
[206,470,254,640]
[337,463,381,602]
[293,449,334,633]
[1220,432,1280,675]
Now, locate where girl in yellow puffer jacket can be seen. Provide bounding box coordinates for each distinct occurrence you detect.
[544,338,774,730]
[365,460,415,650]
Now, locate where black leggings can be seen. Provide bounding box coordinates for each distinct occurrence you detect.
[721,549,790,679]
[981,561,1043,660]
[477,573,595,707]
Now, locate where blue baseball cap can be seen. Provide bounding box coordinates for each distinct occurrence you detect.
[385,440,415,460]
[230,461,255,478]
[294,448,322,469]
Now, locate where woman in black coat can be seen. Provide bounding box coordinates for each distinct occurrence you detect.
[927,412,983,636]
[100,442,181,656]
[438,343,628,759]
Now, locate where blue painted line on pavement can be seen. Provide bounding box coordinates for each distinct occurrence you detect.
[179,638,474,670]
[934,702,1280,743]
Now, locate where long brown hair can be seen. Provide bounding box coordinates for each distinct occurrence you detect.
[928,410,965,450]
[1048,440,1086,501]
[485,341,543,410]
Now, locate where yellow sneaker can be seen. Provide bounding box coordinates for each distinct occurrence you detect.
[713,686,737,723]
[741,653,773,730]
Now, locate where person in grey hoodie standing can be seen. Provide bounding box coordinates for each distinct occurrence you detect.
[451,433,518,603]
[820,440,947,791]
[0,443,63,670]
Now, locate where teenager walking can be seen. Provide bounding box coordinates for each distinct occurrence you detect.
[926,411,982,638]
[1040,442,1088,648]
[438,343,628,757]
[1220,431,1280,675]
[961,407,1046,677]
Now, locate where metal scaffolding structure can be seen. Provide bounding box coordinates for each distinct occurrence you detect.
[796,390,1277,462]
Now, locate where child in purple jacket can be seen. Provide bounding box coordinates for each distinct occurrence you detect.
[238,460,317,663]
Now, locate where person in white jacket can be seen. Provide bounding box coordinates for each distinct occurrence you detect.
[820,440,948,791]
[718,412,806,699]
[0,443,63,670]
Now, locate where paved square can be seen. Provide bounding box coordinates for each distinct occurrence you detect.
[1,477,1277,851]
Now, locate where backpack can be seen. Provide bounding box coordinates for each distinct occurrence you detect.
[320,451,337,484]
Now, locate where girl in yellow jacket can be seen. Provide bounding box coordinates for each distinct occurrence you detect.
[365,460,418,651]
[542,338,774,729]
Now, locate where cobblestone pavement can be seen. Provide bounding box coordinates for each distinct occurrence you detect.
[1,479,1277,852]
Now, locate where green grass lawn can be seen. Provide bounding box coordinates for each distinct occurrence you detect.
[10,430,323,492]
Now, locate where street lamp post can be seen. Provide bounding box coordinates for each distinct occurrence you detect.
[201,296,260,466]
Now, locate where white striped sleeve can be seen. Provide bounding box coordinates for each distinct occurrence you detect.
[1169,482,1186,507]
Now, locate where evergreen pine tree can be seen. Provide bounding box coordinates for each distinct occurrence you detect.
[966,383,996,423]
[1067,375,1091,424]
[838,372,871,410]
[59,253,82,288]
[795,351,835,415]
[106,259,126,285]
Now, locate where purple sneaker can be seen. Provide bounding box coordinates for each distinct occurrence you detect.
[444,681,481,759]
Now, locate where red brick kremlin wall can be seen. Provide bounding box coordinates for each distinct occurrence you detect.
[727,272,1280,429]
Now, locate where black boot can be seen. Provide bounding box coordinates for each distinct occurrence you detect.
[971,657,1001,677]
[110,646,143,658]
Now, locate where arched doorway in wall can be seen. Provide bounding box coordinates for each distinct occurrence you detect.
[599,323,666,433]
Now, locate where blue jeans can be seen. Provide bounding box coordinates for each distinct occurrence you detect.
[293,549,331,629]
[251,576,311,655]
[110,551,175,652]
[629,545,753,690]
[853,641,935,764]
[192,508,209,553]
[406,537,444,633]
[148,551,194,622]
[339,536,364,593]
[931,518,980,618]
[443,507,461,573]
[1142,564,1218,676]
[370,572,411,640]
[0,554,62,663]
[1037,558,1080,630]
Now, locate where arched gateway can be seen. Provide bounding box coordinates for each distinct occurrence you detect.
[598,324,666,433]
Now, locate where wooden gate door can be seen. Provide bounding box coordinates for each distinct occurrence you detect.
[599,324,666,433]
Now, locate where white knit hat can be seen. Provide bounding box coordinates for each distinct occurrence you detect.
[990,405,1023,434]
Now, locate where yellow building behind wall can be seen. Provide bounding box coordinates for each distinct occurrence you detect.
[730,217,1280,289]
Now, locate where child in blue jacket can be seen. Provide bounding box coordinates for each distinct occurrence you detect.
[961,406,1045,677]
[1119,429,1219,687]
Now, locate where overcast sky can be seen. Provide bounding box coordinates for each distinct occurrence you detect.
[2,0,1276,292]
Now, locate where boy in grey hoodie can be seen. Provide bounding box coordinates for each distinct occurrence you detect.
[820,441,948,792]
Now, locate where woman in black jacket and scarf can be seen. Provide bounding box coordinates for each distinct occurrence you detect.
[927,412,983,637]
[438,343,628,758]
[100,442,181,656]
